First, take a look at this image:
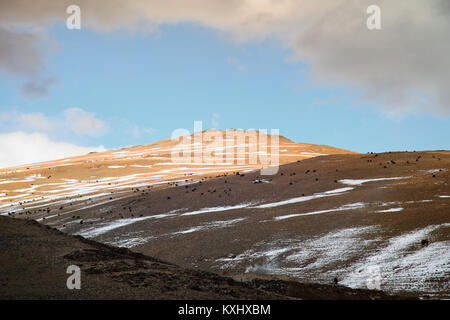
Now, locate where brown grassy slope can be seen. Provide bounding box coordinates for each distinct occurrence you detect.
[34,151,449,298]
[0,216,402,300]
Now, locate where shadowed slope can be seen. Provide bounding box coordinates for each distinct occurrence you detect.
[0,216,400,300]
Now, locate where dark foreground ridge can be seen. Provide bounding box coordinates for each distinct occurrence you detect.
[0,216,408,300]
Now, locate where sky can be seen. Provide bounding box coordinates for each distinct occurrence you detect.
[0,1,449,168]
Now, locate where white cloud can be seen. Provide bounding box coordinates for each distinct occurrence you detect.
[0,131,106,168]
[18,112,55,131]
[1,108,108,137]
[64,107,108,136]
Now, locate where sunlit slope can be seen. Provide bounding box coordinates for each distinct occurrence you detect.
[0,129,355,216]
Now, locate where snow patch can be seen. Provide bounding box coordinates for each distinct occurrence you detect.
[274,202,366,221]
[74,209,182,237]
[172,218,246,235]
[339,176,411,186]
[341,223,450,293]
[376,207,404,213]
[181,203,254,216]
[252,187,354,209]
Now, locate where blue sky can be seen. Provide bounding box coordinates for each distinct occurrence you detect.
[1,18,449,167]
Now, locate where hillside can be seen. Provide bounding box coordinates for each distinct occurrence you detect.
[0,215,399,300]
[0,129,355,220]
[1,132,448,298]
[3,149,448,298]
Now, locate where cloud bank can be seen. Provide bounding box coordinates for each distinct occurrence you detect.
[0,0,449,114]
[64,108,109,136]
[0,108,108,168]
[0,108,108,137]
[0,131,105,168]
[0,25,57,98]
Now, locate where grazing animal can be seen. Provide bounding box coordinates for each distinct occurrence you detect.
[333,277,349,289]
[421,239,429,247]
